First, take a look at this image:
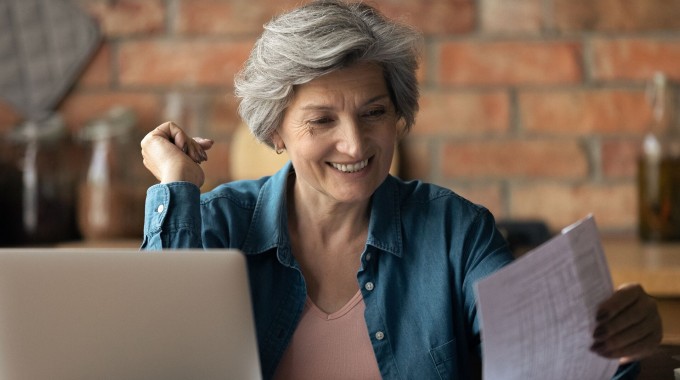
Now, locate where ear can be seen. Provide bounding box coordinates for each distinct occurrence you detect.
[270,130,284,149]
[396,118,408,140]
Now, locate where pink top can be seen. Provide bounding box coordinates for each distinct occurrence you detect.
[272,291,382,380]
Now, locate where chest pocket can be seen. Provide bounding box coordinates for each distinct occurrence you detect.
[429,339,457,380]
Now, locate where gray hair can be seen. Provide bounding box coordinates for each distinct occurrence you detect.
[234,0,422,147]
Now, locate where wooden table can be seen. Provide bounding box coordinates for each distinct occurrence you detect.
[602,239,680,345]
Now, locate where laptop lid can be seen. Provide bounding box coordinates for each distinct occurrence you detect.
[0,249,261,380]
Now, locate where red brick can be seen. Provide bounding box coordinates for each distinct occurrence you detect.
[119,41,252,87]
[601,138,642,179]
[480,0,544,34]
[201,139,232,190]
[439,41,582,85]
[177,0,301,35]
[377,0,475,35]
[441,139,589,179]
[176,0,473,36]
[39,0,680,240]
[0,101,23,130]
[79,0,165,37]
[159,92,213,136]
[510,183,636,232]
[415,91,510,135]
[591,38,680,81]
[399,138,432,180]
[554,0,680,32]
[58,91,161,134]
[519,89,651,135]
[76,43,111,88]
[207,94,241,137]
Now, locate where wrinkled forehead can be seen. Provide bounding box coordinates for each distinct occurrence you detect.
[289,63,388,106]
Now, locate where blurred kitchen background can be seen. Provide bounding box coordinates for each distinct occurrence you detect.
[1,0,680,246]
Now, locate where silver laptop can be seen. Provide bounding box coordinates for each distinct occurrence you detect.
[0,248,262,380]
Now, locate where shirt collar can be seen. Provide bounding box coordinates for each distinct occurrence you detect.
[241,162,404,259]
[366,175,403,257]
[241,162,293,256]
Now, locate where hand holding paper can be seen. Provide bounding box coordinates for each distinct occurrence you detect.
[476,215,619,380]
[591,282,662,362]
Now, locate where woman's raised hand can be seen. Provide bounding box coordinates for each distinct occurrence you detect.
[590,283,662,363]
[141,121,214,187]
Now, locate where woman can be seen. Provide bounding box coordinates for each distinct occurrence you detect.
[140,1,661,379]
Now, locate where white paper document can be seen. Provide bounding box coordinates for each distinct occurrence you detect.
[476,215,619,380]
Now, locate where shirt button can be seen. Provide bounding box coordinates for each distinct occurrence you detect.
[375,331,385,340]
[156,204,165,213]
[365,252,372,261]
[364,282,374,291]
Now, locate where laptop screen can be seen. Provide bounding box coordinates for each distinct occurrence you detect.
[0,248,261,380]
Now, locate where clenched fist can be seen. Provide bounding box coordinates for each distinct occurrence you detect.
[140,121,214,187]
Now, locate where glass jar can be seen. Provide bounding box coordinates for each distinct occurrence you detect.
[76,106,145,240]
[638,72,680,242]
[7,114,80,245]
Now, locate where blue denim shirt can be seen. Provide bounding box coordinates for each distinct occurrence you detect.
[142,162,638,380]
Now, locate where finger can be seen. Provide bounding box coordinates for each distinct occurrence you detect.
[590,286,662,360]
[193,136,214,150]
[593,328,660,360]
[595,284,644,323]
[593,298,649,343]
[146,122,212,163]
[186,138,207,163]
[165,121,192,152]
[592,310,658,351]
[140,123,208,186]
[149,121,192,152]
[190,137,213,162]
[618,344,661,366]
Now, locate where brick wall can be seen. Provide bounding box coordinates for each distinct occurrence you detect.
[2,0,680,234]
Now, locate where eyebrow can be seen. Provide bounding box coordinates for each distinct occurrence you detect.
[298,94,391,111]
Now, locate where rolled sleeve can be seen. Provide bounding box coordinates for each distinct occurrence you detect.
[142,182,202,249]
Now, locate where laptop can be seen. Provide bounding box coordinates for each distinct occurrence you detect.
[0,248,262,380]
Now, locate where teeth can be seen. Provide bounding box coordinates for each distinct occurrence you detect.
[331,159,368,173]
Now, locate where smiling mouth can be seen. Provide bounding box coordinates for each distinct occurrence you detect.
[330,159,369,173]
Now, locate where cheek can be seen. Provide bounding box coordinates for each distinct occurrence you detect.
[376,123,398,148]
[287,139,328,165]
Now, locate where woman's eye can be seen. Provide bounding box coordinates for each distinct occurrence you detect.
[309,117,333,125]
[364,108,386,118]
[304,117,334,135]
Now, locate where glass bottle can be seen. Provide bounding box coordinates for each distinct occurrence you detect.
[638,72,680,241]
[8,114,80,245]
[77,106,145,240]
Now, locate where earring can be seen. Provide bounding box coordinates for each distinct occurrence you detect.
[275,145,285,155]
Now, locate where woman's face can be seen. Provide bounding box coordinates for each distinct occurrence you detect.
[273,62,397,207]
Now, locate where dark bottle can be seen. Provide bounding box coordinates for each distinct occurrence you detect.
[638,72,680,241]
[0,138,23,246]
[8,114,80,245]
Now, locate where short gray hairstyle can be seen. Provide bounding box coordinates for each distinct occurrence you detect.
[234,0,422,147]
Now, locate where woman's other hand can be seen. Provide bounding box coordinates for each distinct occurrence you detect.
[590,283,662,363]
[141,121,214,187]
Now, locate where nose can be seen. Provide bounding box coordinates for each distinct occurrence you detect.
[335,118,364,157]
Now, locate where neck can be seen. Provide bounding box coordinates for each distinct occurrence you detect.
[286,175,370,248]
